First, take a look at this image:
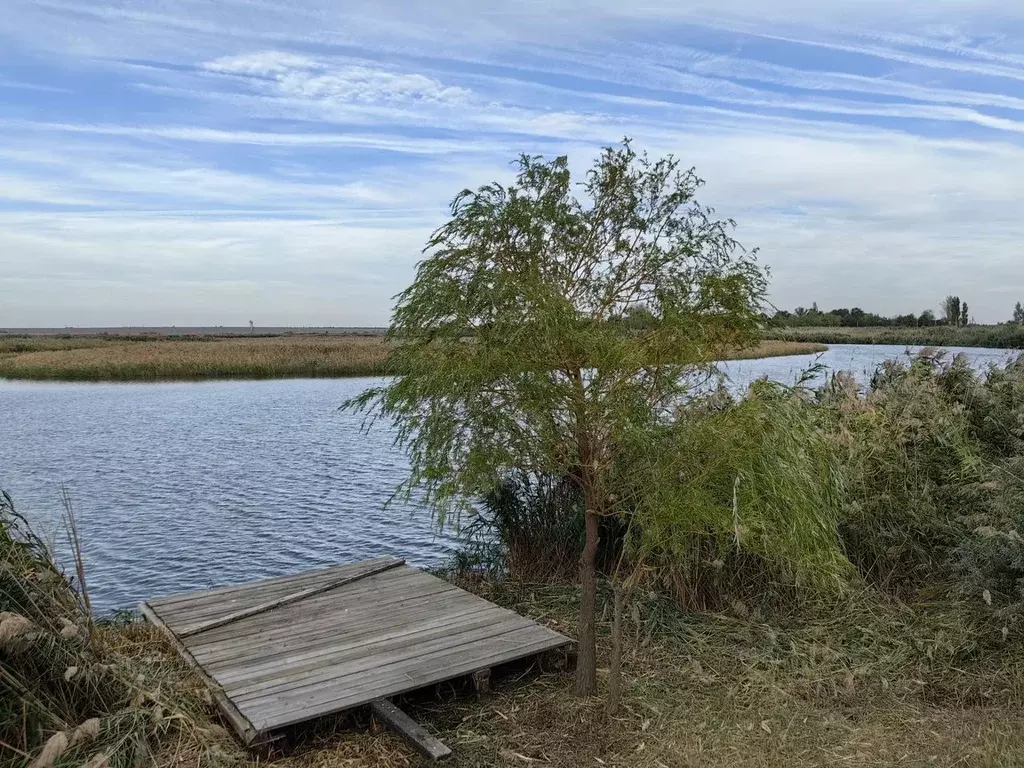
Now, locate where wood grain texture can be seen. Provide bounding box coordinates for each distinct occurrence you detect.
[142,559,570,744]
[179,557,404,638]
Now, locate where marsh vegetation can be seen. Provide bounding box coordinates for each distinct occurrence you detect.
[0,334,824,382]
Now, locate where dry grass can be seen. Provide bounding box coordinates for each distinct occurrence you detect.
[719,339,826,361]
[0,335,392,381]
[0,336,826,382]
[111,581,1024,768]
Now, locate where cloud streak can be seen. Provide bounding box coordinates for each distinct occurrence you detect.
[2,0,1024,324]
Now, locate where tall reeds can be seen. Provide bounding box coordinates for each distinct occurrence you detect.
[455,352,1024,620]
[0,492,238,767]
[0,336,824,382]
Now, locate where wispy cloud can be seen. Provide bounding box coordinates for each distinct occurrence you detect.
[204,51,471,105]
[2,0,1024,324]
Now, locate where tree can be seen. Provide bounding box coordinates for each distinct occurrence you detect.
[919,309,936,326]
[942,295,961,327]
[344,141,767,696]
[1014,302,1024,325]
[960,302,969,328]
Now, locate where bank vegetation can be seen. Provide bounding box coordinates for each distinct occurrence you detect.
[0,335,824,382]
[6,351,1024,766]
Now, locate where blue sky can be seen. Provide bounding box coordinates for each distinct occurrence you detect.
[3,1,1024,326]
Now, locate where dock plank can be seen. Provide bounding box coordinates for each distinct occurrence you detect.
[193,588,477,668]
[252,631,563,729]
[143,559,570,746]
[176,566,457,641]
[213,604,503,687]
[156,559,407,625]
[185,577,463,657]
[229,615,531,703]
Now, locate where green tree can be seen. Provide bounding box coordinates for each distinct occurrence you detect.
[919,309,936,326]
[942,295,961,327]
[344,141,767,695]
[1014,302,1024,325]
[960,302,969,328]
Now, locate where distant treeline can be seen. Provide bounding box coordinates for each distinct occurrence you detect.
[772,303,943,328]
[772,299,1024,329]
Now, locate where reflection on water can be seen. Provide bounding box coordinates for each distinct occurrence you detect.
[0,344,1017,612]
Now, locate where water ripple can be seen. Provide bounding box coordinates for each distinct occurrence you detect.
[1,345,1016,614]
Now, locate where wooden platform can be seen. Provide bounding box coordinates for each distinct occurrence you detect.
[141,557,570,747]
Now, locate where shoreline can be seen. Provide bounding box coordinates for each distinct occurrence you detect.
[766,323,1024,350]
[0,335,827,383]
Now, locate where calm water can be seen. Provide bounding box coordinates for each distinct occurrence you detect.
[1,344,1018,613]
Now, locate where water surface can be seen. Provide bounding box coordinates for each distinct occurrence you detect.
[1,343,1017,612]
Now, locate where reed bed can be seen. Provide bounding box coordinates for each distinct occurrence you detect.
[0,336,392,381]
[0,336,825,382]
[767,323,1024,349]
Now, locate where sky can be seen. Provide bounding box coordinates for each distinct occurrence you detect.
[3,1,1024,327]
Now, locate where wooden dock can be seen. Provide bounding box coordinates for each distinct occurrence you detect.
[141,557,570,755]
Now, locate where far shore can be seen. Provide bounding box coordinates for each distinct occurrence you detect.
[0,333,826,382]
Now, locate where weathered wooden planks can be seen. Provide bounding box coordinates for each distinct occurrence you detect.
[141,558,570,750]
[179,557,405,638]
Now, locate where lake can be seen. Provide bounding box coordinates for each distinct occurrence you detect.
[1,343,1018,613]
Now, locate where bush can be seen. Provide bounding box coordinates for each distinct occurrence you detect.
[619,379,851,610]
[454,470,626,581]
[820,356,981,590]
[455,351,1024,622]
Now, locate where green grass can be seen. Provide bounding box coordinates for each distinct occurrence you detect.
[765,324,1024,349]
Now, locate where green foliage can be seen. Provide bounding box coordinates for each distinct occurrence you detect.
[345,140,767,526]
[771,298,987,331]
[453,471,629,581]
[450,350,1024,625]
[817,352,1024,618]
[765,323,1024,349]
[346,139,768,693]
[1014,301,1024,325]
[617,380,851,608]
[821,359,980,588]
[943,295,962,328]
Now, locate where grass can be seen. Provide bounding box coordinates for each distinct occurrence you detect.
[765,324,1024,349]
[7,395,1024,768]
[110,584,1024,767]
[0,335,826,382]
[0,335,392,381]
[10,543,1024,768]
[376,580,1024,768]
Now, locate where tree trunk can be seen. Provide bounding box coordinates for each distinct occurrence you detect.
[575,504,599,696]
[606,581,623,714]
